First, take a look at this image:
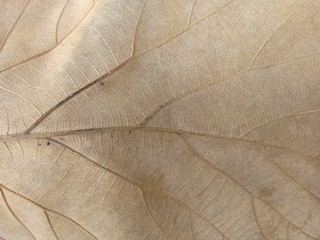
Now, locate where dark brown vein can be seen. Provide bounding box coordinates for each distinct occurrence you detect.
[135,2,314,131]
[44,210,59,240]
[24,57,132,134]
[0,185,99,240]
[0,0,31,53]
[23,0,237,134]
[2,0,309,139]
[0,187,36,240]
[26,47,317,137]
[138,54,319,130]
[2,126,317,161]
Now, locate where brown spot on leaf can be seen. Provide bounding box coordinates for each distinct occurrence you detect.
[260,187,274,198]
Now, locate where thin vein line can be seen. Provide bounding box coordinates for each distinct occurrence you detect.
[55,0,70,44]
[139,189,167,240]
[47,138,139,187]
[130,0,148,57]
[24,57,131,134]
[141,188,230,240]
[238,109,320,138]
[190,211,197,240]
[49,138,230,240]
[0,0,98,74]
[1,0,308,141]
[178,134,251,196]
[135,54,319,130]
[186,0,196,28]
[248,52,320,70]
[255,197,318,240]
[55,133,320,239]
[178,135,319,240]
[251,198,268,240]
[247,0,309,69]
[4,135,317,239]
[0,187,36,240]
[1,0,234,75]
[1,138,228,240]
[22,0,238,134]
[25,43,312,136]
[0,185,99,240]
[262,147,320,203]
[0,0,31,53]
[2,125,317,160]
[44,210,59,240]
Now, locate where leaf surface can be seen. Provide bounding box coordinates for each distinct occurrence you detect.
[0,0,320,239]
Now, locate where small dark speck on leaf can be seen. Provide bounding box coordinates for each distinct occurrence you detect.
[100,82,104,86]
[47,141,51,146]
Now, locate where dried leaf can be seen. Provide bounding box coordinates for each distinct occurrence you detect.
[0,0,320,239]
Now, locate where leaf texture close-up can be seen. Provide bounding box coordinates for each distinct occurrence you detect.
[0,0,320,239]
